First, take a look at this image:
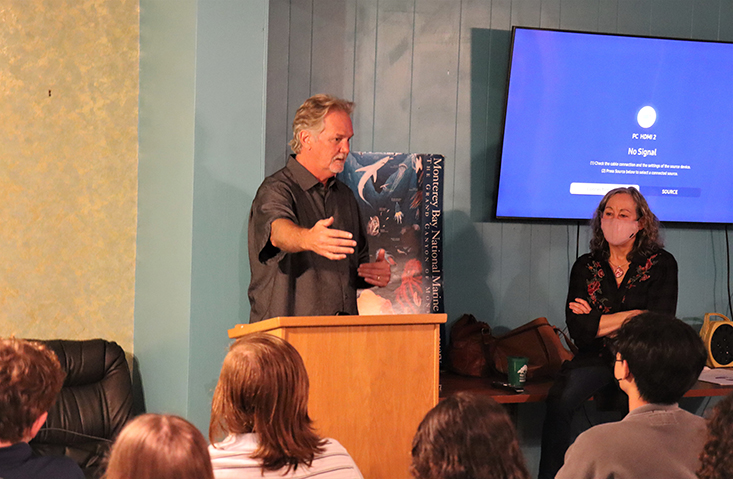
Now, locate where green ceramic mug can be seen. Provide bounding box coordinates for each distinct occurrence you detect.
[507,356,529,388]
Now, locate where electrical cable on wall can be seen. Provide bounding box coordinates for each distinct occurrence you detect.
[726,226,732,317]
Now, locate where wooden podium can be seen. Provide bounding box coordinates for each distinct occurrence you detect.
[228,314,446,479]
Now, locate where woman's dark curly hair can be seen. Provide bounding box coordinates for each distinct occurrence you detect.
[697,392,733,479]
[589,187,663,261]
[410,392,529,479]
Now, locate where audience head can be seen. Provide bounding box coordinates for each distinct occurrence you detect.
[590,186,662,258]
[290,94,354,154]
[105,414,213,479]
[0,337,65,445]
[410,392,530,479]
[209,333,324,472]
[697,392,733,479]
[612,312,706,404]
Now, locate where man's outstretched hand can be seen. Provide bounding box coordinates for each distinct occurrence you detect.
[271,217,356,260]
[304,217,358,260]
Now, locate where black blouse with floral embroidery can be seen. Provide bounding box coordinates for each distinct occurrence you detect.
[565,248,678,357]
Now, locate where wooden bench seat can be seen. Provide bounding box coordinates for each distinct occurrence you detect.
[440,370,733,404]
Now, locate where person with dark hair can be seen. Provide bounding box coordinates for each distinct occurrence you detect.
[697,391,733,479]
[248,94,390,322]
[556,312,708,479]
[539,187,678,479]
[105,414,214,479]
[410,392,530,479]
[208,333,363,478]
[0,338,84,479]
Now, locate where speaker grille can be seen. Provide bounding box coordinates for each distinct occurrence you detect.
[711,323,733,366]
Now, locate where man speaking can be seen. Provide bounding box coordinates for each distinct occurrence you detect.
[248,94,391,323]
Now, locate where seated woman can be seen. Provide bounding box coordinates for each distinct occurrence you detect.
[538,187,678,479]
[105,414,214,479]
[697,391,733,479]
[208,333,363,479]
[410,392,529,479]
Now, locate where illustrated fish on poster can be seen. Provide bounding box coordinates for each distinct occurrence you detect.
[337,152,444,316]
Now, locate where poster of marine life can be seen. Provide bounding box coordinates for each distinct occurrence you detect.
[337,152,444,316]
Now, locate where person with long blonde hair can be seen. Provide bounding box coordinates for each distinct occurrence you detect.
[105,414,213,479]
[208,333,362,478]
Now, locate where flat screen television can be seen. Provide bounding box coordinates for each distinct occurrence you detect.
[495,27,733,224]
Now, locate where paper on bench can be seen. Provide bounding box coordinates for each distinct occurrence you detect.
[699,367,733,386]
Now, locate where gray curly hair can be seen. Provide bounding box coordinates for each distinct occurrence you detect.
[289,94,354,154]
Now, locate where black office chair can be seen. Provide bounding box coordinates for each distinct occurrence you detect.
[29,339,134,479]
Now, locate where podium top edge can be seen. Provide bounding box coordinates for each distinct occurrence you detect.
[227,313,447,338]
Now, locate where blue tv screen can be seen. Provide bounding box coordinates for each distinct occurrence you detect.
[495,27,733,224]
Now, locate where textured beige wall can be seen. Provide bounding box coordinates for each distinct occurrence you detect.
[0,0,139,353]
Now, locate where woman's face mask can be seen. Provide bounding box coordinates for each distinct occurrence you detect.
[601,217,639,246]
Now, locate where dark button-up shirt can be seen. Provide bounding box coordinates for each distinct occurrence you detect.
[248,156,369,323]
[566,248,678,358]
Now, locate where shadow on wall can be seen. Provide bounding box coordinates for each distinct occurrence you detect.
[265,0,352,175]
[470,27,511,223]
[131,355,146,415]
[443,209,493,335]
[441,28,511,335]
[239,217,250,324]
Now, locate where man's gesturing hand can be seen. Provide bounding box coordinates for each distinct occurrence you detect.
[270,217,356,260]
[304,216,357,260]
[358,248,392,287]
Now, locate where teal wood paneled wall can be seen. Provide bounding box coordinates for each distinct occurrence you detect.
[266,0,733,336]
